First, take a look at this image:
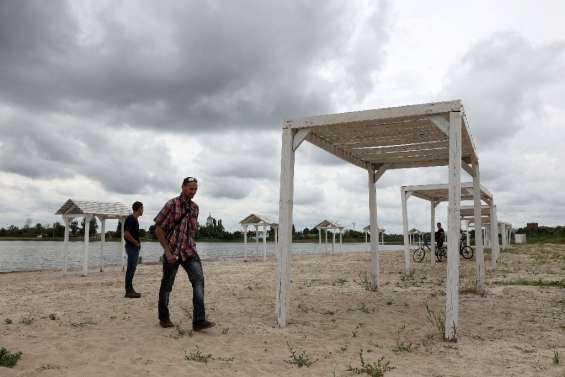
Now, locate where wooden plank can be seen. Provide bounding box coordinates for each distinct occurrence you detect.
[490,205,500,270]
[306,133,368,169]
[429,115,449,135]
[121,218,126,272]
[430,201,436,265]
[445,111,461,341]
[333,131,448,149]
[286,100,462,129]
[276,126,295,327]
[293,128,311,152]
[401,188,411,274]
[473,160,485,290]
[83,215,91,277]
[374,165,388,183]
[63,217,69,273]
[352,140,449,154]
[100,218,106,272]
[368,167,380,288]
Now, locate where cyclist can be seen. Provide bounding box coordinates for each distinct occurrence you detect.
[435,223,445,250]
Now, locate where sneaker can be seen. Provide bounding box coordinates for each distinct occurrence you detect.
[124,291,141,298]
[193,320,216,331]
[160,319,174,328]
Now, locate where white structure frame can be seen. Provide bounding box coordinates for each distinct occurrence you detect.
[239,214,278,261]
[276,100,480,340]
[460,204,501,267]
[55,199,130,276]
[362,225,385,248]
[314,220,344,254]
[400,183,495,290]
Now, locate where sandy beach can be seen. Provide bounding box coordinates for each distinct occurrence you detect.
[1,244,564,376]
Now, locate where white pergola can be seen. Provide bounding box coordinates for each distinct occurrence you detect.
[276,100,481,340]
[408,228,424,246]
[314,220,344,254]
[400,183,497,287]
[460,204,501,260]
[55,199,130,276]
[239,214,278,261]
[362,225,385,247]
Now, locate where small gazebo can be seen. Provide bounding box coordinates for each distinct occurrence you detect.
[55,199,130,276]
[239,214,278,261]
[408,228,424,246]
[362,225,385,246]
[314,220,344,254]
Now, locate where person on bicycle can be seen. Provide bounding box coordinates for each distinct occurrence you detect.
[435,222,445,249]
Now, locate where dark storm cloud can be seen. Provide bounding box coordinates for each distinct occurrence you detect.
[443,32,565,147]
[0,1,391,133]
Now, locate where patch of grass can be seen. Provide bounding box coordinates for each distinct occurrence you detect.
[392,324,413,353]
[175,324,193,337]
[424,303,445,339]
[0,347,23,368]
[460,287,487,296]
[495,278,565,288]
[185,346,213,364]
[221,327,229,335]
[4,319,12,325]
[553,349,560,365]
[48,313,58,320]
[347,349,395,377]
[358,273,377,292]
[286,342,317,368]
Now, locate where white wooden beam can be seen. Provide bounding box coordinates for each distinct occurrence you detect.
[121,217,125,272]
[243,225,248,259]
[368,167,380,288]
[373,164,388,183]
[292,128,311,151]
[100,218,106,272]
[276,126,295,327]
[490,204,500,270]
[461,162,474,177]
[430,200,436,266]
[63,216,70,273]
[83,215,92,276]
[306,132,368,170]
[401,188,411,274]
[473,159,485,290]
[429,115,449,136]
[445,111,461,341]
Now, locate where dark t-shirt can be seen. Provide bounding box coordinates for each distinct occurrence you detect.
[124,215,140,246]
[435,228,445,243]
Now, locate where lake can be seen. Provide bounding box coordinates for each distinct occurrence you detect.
[0,240,404,272]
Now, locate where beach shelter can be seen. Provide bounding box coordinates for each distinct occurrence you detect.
[276,100,481,340]
[400,183,496,290]
[314,220,344,254]
[408,228,424,246]
[55,199,130,276]
[239,214,278,261]
[362,225,385,246]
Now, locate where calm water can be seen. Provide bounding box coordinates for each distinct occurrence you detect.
[0,241,403,272]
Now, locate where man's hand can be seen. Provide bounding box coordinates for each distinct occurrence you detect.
[164,251,177,263]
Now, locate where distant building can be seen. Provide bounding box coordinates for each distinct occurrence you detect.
[526,223,538,231]
[206,212,216,226]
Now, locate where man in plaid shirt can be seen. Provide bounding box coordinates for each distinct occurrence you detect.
[154,177,215,331]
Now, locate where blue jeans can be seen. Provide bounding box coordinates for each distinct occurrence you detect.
[125,244,140,293]
[158,255,205,324]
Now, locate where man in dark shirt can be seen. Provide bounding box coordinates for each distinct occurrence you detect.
[435,222,445,249]
[154,177,215,331]
[123,201,143,298]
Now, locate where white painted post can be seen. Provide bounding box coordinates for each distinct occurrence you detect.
[401,189,411,275]
[473,160,484,290]
[255,225,259,256]
[99,218,106,272]
[339,229,343,252]
[121,217,125,272]
[318,228,322,253]
[83,215,91,276]
[466,221,470,246]
[263,226,267,261]
[430,201,436,266]
[275,227,278,245]
[331,231,335,255]
[368,166,379,288]
[63,216,70,273]
[243,225,248,259]
[365,231,368,251]
[275,126,295,327]
[500,223,507,250]
[445,110,462,341]
[490,205,500,270]
[325,229,328,254]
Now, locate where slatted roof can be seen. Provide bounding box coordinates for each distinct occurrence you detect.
[460,205,491,217]
[402,182,492,203]
[314,220,343,230]
[55,199,130,218]
[285,100,477,170]
[239,213,278,226]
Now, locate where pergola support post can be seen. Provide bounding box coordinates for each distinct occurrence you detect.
[430,201,437,265]
[263,226,267,261]
[82,215,92,276]
[445,110,462,341]
[63,216,70,273]
[473,159,485,290]
[368,166,380,288]
[401,189,411,275]
[331,231,335,255]
[275,126,295,327]
[99,217,106,272]
[121,217,126,272]
[490,205,500,270]
[243,225,248,259]
[318,228,322,253]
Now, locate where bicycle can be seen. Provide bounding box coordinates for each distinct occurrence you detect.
[412,238,473,263]
[436,238,474,261]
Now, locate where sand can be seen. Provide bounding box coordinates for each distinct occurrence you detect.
[0,244,564,376]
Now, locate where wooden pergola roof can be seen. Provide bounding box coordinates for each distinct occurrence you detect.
[286,100,477,171]
[239,213,278,226]
[402,182,492,204]
[460,205,490,217]
[55,199,130,219]
[314,219,343,230]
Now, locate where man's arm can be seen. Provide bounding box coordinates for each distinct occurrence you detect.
[155,225,176,262]
[123,230,140,247]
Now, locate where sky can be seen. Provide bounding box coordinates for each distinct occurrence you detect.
[0,0,564,233]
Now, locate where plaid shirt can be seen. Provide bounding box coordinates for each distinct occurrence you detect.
[154,194,199,260]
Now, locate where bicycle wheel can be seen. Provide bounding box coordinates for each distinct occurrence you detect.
[460,245,474,259]
[435,247,446,262]
[413,247,426,263]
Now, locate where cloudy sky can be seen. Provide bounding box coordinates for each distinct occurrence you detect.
[1,0,564,233]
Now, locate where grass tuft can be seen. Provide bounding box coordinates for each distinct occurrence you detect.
[553,349,560,365]
[495,278,565,288]
[347,349,395,377]
[185,346,213,364]
[424,303,445,339]
[286,342,317,368]
[0,347,22,368]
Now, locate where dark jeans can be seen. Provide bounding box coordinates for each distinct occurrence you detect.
[158,255,205,324]
[125,244,140,293]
